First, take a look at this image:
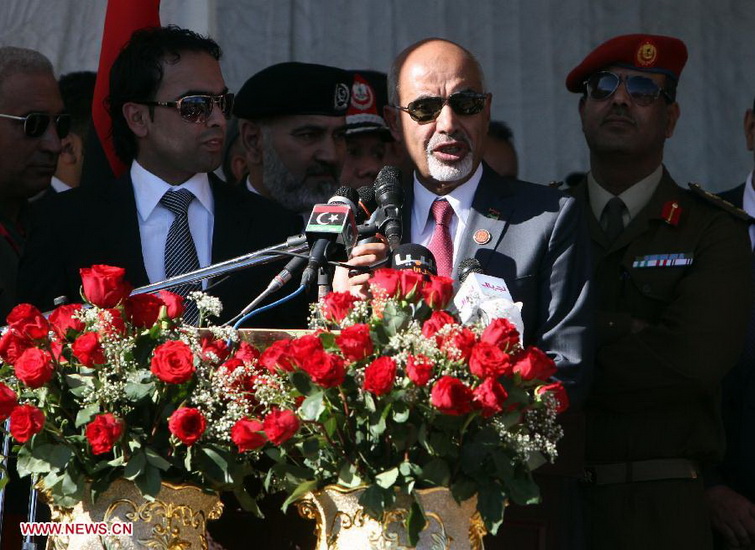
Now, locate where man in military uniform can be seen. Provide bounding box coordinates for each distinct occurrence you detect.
[566,34,752,549]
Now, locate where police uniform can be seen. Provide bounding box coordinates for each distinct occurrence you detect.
[566,34,753,550]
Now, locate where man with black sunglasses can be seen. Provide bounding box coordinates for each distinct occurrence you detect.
[386,38,594,549]
[18,26,302,330]
[567,34,752,549]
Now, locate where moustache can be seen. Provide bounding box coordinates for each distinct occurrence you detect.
[305,162,339,180]
[602,105,636,126]
[426,131,471,152]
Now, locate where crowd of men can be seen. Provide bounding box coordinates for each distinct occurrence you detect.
[0,25,753,550]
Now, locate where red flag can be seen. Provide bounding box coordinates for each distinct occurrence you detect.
[85,0,161,184]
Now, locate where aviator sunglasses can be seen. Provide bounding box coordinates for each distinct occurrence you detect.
[584,71,673,106]
[394,90,488,123]
[0,112,71,138]
[136,92,235,123]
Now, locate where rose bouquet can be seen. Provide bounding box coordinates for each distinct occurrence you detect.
[239,268,568,543]
[0,265,265,511]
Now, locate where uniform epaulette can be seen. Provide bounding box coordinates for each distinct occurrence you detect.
[548,180,564,189]
[688,183,754,222]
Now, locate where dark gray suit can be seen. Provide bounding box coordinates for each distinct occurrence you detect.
[404,165,595,405]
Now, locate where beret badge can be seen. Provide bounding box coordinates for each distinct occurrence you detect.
[334,83,350,111]
[636,40,658,67]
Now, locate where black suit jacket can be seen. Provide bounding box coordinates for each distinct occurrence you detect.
[403,165,595,406]
[18,172,307,328]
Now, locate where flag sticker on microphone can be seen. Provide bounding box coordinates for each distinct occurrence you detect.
[306,204,351,234]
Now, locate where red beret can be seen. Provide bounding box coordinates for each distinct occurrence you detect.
[566,34,688,93]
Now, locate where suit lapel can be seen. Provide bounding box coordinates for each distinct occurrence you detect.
[107,175,149,286]
[455,167,516,275]
[210,174,246,263]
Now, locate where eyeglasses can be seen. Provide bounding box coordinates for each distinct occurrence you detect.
[0,112,71,138]
[394,91,488,123]
[136,93,235,123]
[584,71,673,106]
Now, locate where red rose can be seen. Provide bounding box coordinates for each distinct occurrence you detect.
[430,376,474,416]
[336,324,373,362]
[406,354,434,386]
[537,382,570,414]
[440,327,476,362]
[157,290,184,319]
[289,334,324,367]
[263,408,299,445]
[369,268,401,297]
[322,292,359,323]
[0,383,18,420]
[481,318,520,352]
[85,413,123,455]
[363,356,397,396]
[200,336,231,364]
[15,347,54,388]
[72,332,106,368]
[98,308,126,337]
[469,341,512,379]
[48,304,85,340]
[300,350,346,388]
[259,339,296,372]
[234,341,260,365]
[421,310,456,338]
[9,404,45,442]
[151,340,196,384]
[125,294,164,328]
[398,270,424,299]
[231,418,267,452]
[473,377,509,418]
[0,329,33,364]
[421,275,454,310]
[513,347,557,381]
[6,304,50,340]
[80,265,132,308]
[168,407,207,446]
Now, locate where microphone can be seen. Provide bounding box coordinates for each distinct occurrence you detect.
[373,166,404,251]
[300,191,359,289]
[452,258,525,339]
[390,243,437,276]
[356,185,377,223]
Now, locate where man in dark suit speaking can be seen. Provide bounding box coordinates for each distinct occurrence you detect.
[384,38,594,549]
[18,26,301,326]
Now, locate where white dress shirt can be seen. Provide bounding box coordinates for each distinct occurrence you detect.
[50,176,72,193]
[131,161,214,286]
[411,163,483,268]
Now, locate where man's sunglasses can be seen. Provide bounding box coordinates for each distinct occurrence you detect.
[394,91,488,123]
[584,71,673,106]
[136,93,235,123]
[0,112,71,138]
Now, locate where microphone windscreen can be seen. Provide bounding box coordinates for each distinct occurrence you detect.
[357,185,377,215]
[391,243,437,275]
[457,258,483,283]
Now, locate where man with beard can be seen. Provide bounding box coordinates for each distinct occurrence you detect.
[234,62,351,222]
[566,34,751,548]
[386,37,594,549]
[18,26,302,329]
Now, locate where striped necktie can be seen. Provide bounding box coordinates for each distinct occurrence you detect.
[160,188,201,325]
[427,199,454,277]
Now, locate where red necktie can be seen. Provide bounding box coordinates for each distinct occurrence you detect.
[427,199,454,277]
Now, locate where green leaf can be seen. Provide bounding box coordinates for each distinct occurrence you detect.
[75,404,101,428]
[198,447,231,484]
[318,331,337,350]
[290,371,314,396]
[451,477,478,502]
[375,467,399,489]
[145,448,171,471]
[123,451,146,481]
[124,381,155,402]
[406,500,426,547]
[478,483,506,535]
[281,480,319,511]
[301,437,320,459]
[392,402,410,424]
[420,458,450,486]
[506,471,541,506]
[337,462,362,488]
[358,485,387,519]
[369,411,387,438]
[134,464,162,499]
[299,392,325,421]
[234,487,263,517]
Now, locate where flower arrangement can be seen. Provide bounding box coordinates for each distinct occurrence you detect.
[0,265,264,511]
[243,267,568,543]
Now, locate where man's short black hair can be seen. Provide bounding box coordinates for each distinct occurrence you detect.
[108,25,222,164]
[58,71,96,139]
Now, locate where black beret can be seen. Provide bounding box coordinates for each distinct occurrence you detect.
[234,62,351,119]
